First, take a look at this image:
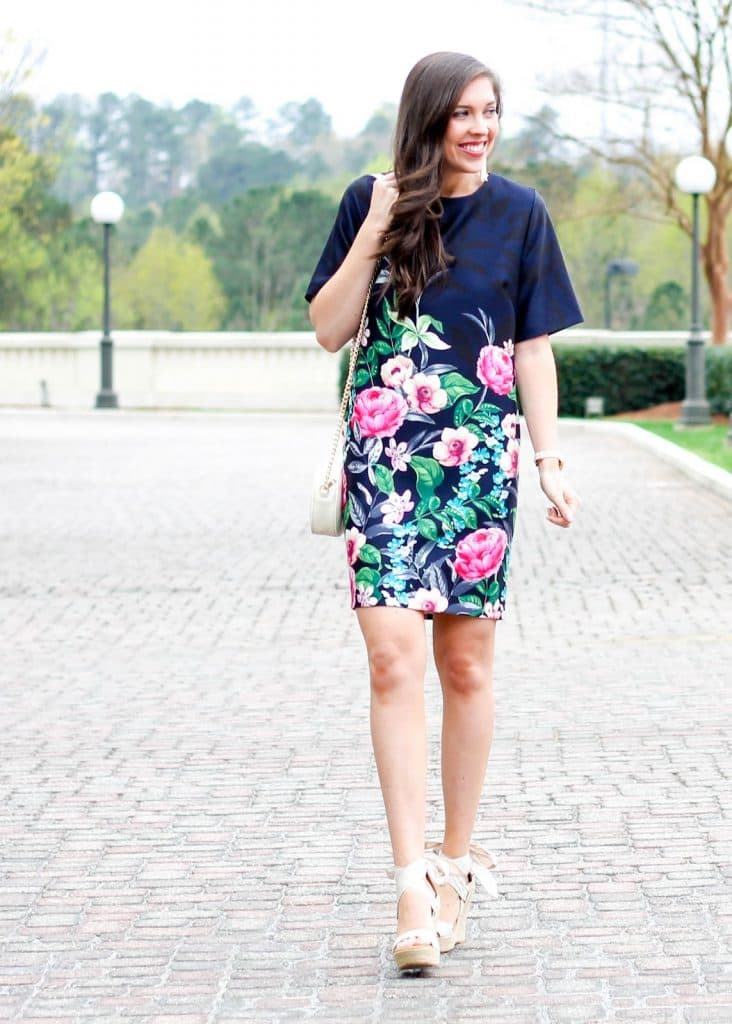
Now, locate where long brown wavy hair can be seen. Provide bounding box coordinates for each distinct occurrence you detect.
[379,52,502,319]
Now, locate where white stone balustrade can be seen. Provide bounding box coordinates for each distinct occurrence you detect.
[0,329,694,411]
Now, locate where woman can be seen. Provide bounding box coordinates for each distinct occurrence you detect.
[306,51,582,972]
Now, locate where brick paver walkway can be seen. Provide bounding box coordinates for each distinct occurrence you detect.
[0,410,730,1023]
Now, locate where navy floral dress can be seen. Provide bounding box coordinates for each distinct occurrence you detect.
[306,174,582,619]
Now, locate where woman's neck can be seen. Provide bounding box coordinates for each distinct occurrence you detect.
[439,170,486,198]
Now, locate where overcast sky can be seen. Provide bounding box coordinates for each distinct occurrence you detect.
[9,0,605,139]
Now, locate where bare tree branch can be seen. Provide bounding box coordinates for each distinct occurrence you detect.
[519,0,732,339]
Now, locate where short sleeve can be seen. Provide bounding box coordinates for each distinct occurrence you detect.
[304,176,374,303]
[515,191,583,342]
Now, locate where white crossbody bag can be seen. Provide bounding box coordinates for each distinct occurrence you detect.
[309,275,376,536]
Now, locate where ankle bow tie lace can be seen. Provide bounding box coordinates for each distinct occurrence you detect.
[424,841,499,899]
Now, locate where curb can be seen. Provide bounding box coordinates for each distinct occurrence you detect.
[566,417,732,505]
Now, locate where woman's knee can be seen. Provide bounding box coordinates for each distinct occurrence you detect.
[437,650,493,699]
[367,642,421,701]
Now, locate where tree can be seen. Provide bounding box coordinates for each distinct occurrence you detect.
[549,162,703,329]
[525,0,732,342]
[343,104,397,174]
[116,227,225,329]
[27,235,101,331]
[87,91,126,194]
[205,187,337,329]
[0,128,101,329]
[278,98,332,151]
[641,281,687,330]
[197,137,297,204]
[0,31,40,127]
[0,129,51,324]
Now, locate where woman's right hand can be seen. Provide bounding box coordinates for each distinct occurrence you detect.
[309,173,398,352]
[365,172,399,236]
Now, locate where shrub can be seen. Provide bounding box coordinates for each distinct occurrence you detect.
[706,346,732,414]
[552,345,685,416]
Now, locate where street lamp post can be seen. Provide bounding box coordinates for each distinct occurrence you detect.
[90,191,125,409]
[673,156,716,427]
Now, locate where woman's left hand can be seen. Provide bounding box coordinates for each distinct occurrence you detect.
[538,465,579,528]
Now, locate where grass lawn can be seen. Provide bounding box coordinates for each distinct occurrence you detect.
[625,420,732,474]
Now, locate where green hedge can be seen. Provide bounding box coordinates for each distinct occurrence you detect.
[707,346,732,414]
[552,345,685,416]
[338,342,732,416]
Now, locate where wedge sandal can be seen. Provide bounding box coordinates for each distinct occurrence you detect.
[424,841,498,952]
[389,856,442,971]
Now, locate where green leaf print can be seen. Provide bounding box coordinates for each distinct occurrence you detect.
[410,456,444,499]
[355,567,381,589]
[373,340,392,355]
[373,464,395,494]
[353,368,371,387]
[464,423,485,441]
[386,314,407,339]
[487,580,501,601]
[454,397,474,426]
[417,313,444,333]
[416,493,442,519]
[417,518,439,541]
[458,594,483,614]
[441,372,481,403]
[365,345,379,376]
[387,309,449,352]
[359,544,382,567]
[474,495,505,516]
[434,508,460,534]
[463,506,478,530]
[449,505,469,529]
[473,404,503,427]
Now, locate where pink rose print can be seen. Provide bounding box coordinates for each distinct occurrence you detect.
[408,588,448,614]
[403,373,448,414]
[381,355,414,388]
[501,413,518,439]
[499,438,520,478]
[345,527,367,566]
[381,489,415,526]
[433,426,479,467]
[454,528,508,582]
[476,345,514,396]
[352,387,408,438]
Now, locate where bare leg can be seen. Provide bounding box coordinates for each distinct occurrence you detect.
[355,607,430,944]
[432,614,497,924]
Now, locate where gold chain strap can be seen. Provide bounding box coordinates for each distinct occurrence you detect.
[319,270,377,494]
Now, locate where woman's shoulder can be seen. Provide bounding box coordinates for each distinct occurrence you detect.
[341,173,379,210]
[485,172,539,211]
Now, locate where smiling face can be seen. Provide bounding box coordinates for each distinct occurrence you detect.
[441,74,500,195]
